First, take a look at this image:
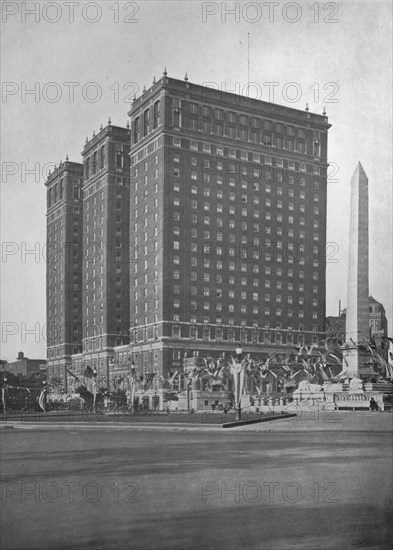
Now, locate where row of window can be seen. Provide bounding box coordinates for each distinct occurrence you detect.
[84,145,105,178]
[181,121,317,154]
[173,286,318,304]
[173,268,319,279]
[173,153,315,172]
[175,198,320,214]
[174,255,319,268]
[133,301,159,313]
[132,285,318,303]
[173,167,321,191]
[47,181,82,208]
[173,212,321,231]
[171,137,325,173]
[47,206,70,222]
[84,316,125,328]
[174,240,319,253]
[84,145,128,180]
[174,227,318,240]
[131,137,160,164]
[187,102,317,138]
[173,301,318,319]
[181,182,319,197]
[174,256,318,270]
[170,325,316,343]
[131,281,318,300]
[171,278,318,291]
[129,316,318,334]
[133,101,161,144]
[176,174,313,189]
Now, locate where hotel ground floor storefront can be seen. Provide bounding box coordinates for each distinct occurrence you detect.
[46,322,321,410]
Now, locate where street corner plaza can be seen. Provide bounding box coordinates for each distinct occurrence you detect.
[1,415,392,550]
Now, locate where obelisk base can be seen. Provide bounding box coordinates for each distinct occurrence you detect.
[343,346,376,379]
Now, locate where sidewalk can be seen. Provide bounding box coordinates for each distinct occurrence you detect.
[1,411,392,432]
[232,411,393,432]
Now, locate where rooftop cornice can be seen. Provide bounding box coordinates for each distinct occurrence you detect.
[129,76,331,129]
[82,124,131,156]
[45,160,83,186]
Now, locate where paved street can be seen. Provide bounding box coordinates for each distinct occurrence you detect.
[1,414,392,550]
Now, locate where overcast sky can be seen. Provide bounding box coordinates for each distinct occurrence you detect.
[1,0,392,361]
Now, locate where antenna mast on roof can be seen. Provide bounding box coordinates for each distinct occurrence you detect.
[247,33,250,97]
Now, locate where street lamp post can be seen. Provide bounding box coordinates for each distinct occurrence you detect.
[129,360,136,410]
[92,368,97,413]
[184,367,194,413]
[235,346,243,421]
[152,369,159,410]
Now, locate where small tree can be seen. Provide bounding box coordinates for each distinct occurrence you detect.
[109,389,127,408]
[163,390,179,402]
[75,384,104,411]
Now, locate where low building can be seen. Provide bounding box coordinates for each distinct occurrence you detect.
[368,296,388,337]
[5,351,46,378]
[326,296,389,342]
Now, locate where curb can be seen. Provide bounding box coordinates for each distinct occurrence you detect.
[222,413,297,428]
[0,421,223,431]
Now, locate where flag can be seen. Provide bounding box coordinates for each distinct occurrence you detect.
[387,338,393,366]
[386,338,393,380]
[83,366,94,379]
[1,386,6,410]
[38,389,47,412]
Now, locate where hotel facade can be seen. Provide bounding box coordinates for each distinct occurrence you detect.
[45,73,331,397]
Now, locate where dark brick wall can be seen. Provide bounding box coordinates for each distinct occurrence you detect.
[81,125,130,352]
[45,161,84,362]
[126,76,330,375]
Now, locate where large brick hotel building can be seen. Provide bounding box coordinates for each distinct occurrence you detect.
[45,72,331,389]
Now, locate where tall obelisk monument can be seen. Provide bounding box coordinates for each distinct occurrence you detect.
[344,162,369,376]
